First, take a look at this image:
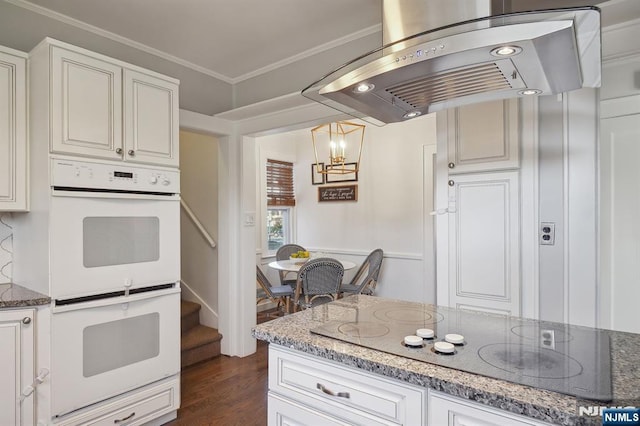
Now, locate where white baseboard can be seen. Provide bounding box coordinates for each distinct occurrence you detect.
[180,280,219,329]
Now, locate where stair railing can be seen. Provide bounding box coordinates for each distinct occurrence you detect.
[180,198,217,248]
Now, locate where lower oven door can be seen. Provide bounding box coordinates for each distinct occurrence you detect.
[50,288,180,418]
[49,192,180,300]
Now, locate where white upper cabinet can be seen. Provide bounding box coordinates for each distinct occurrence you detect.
[446,99,519,174]
[0,46,28,211]
[123,69,179,167]
[50,47,123,160]
[31,38,179,167]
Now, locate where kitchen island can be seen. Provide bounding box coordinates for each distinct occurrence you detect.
[252,295,640,426]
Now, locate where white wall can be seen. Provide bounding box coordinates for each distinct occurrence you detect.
[179,130,219,328]
[256,114,438,303]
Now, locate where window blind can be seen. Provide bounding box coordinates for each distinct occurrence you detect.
[267,159,295,206]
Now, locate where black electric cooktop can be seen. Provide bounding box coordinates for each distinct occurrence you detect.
[310,300,612,401]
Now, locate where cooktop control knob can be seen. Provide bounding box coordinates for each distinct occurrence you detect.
[434,341,455,354]
[416,328,435,339]
[162,178,170,186]
[445,333,465,345]
[404,335,423,347]
[149,176,158,184]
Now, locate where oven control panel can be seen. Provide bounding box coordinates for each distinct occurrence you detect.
[51,159,180,194]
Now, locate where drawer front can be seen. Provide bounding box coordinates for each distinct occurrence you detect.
[270,346,425,425]
[55,376,179,426]
[429,391,554,426]
[269,392,352,426]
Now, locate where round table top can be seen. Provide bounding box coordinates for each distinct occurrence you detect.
[268,259,357,273]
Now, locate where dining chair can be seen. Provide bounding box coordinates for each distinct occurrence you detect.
[275,244,306,287]
[294,258,344,310]
[339,248,384,297]
[256,265,294,315]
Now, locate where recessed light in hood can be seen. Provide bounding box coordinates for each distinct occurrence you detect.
[302,7,601,125]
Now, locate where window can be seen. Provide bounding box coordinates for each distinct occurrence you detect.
[267,208,290,251]
[266,159,295,252]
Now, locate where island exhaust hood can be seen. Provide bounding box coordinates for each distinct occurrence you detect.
[301,1,601,125]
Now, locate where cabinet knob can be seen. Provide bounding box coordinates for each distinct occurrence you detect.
[115,148,123,155]
[128,150,135,156]
[448,180,455,187]
[448,162,455,169]
[22,317,31,325]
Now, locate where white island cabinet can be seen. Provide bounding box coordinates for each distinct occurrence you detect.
[268,345,553,426]
[0,45,28,211]
[29,38,179,168]
[0,308,35,426]
[267,344,551,426]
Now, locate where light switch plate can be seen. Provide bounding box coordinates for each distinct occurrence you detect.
[244,211,255,226]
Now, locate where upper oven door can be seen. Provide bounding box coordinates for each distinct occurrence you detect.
[49,191,180,300]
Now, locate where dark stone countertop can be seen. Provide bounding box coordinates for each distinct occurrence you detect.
[252,295,640,426]
[0,282,51,308]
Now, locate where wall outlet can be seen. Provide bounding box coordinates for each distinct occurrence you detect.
[540,329,555,350]
[540,222,555,245]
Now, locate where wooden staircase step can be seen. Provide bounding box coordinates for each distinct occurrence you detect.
[181,300,202,335]
[181,324,223,368]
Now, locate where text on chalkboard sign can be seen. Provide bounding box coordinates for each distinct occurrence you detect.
[318,185,358,202]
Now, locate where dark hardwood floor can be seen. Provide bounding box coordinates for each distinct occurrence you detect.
[166,310,277,426]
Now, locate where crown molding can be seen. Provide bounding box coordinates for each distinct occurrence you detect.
[230,24,382,84]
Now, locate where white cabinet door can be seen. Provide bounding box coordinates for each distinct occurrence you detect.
[447,99,519,174]
[429,391,553,426]
[51,47,123,160]
[123,69,179,167]
[0,46,28,211]
[600,110,640,334]
[0,309,35,426]
[447,171,520,316]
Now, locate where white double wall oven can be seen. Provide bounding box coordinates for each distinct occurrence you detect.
[45,158,181,418]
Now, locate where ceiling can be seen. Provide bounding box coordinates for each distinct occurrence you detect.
[16,0,383,83]
[2,0,639,116]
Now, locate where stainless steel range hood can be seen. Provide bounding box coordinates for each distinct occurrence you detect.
[302,1,601,125]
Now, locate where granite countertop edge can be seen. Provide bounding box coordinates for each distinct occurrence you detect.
[252,328,595,426]
[0,283,51,308]
[251,295,636,426]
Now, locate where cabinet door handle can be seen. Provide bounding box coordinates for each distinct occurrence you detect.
[114,412,135,423]
[115,148,123,154]
[22,317,31,325]
[128,150,135,156]
[448,162,455,169]
[316,383,350,399]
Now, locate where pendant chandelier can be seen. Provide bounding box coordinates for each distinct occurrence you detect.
[310,121,365,175]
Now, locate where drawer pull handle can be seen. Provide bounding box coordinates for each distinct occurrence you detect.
[316,383,350,399]
[114,412,135,423]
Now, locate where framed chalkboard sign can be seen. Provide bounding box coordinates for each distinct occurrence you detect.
[318,185,358,202]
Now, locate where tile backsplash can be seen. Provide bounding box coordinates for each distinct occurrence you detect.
[0,213,12,283]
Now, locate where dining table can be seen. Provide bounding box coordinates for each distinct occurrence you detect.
[267,258,357,273]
